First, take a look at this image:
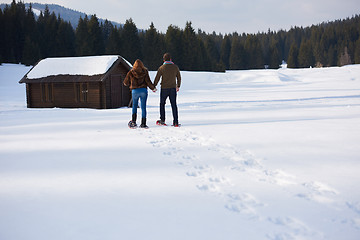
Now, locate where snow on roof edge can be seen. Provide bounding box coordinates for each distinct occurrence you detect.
[26,55,129,79]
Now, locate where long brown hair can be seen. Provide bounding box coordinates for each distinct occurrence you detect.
[133,59,146,71]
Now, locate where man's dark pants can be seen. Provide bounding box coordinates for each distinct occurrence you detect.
[160,88,178,124]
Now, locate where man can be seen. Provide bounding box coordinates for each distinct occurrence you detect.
[154,53,181,127]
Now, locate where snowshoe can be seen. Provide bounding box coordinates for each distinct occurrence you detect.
[128,121,137,129]
[156,120,167,126]
[172,123,181,127]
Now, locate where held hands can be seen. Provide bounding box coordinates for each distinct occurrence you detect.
[152,87,179,93]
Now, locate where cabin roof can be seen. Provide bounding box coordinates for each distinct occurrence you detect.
[19,55,132,83]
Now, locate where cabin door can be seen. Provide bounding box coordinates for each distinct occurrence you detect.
[110,75,122,108]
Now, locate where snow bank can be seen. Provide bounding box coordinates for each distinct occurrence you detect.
[26,55,120,79]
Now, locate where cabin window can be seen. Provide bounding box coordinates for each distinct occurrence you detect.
[75,83,88,103]
[41,83,53,102]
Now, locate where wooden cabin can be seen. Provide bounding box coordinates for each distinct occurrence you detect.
[19,55,132,109]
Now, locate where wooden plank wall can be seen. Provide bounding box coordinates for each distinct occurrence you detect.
[28,82,102,108]
[104,64,130,108]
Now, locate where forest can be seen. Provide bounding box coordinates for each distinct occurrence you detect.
[1,0,360,71]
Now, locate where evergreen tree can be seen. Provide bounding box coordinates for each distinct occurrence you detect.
[121,18,141,64]
[75,15,90,55]
[310,25,324,67]
[182,21,201,70]
[22,3,40,64]
[106,26,121,55]
[229,35,246,70]
[101,19,113,48]
[87,15,105,55]
[355,37,360,64]
[327,45,337,66]
[197,33,211,71]
[287,43,299,68]
[244,34,264,69]
[298,40,315,68]
[204,35,224,71]
[0,8,3,63]
[267,36,281,69]
[320,25,336,66]
[7,0,27,63]
[284,26,302,62]
[220,35,231,69]
[22,36,40,65]
[268,43,281,69]
[165,25,183,68]
[56,18,76,57]
[37,5,59,58]
[143,22,164,70]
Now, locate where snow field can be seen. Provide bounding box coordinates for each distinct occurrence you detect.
[1,63,360,239]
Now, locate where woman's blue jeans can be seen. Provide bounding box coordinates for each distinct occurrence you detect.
[132,88,148,118]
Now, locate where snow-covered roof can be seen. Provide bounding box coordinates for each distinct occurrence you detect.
[26,55,125,79]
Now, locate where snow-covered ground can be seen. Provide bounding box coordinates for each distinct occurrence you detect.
[1,63,360,240]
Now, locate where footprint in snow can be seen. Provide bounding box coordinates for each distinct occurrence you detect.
[225,193,264,218]
[296,181,339,204]
[261,169,297,186]
[267,216,321,239]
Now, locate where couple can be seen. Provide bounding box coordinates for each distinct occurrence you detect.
[123,53,181,129]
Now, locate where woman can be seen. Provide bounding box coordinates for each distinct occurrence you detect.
[124,59,156,128]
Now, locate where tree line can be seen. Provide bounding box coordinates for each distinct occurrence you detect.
[1,1,360,71]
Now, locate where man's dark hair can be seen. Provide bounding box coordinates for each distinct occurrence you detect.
[163,53,171,61]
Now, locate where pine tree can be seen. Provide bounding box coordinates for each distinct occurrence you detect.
[37,5,59,58]
[22,36,40,65]
[244,35,264,69]
[106,26,121,55]
[143,22,164,70]
[321,26,336,66]
[229,35,246,70]
[165,25,183,68]
[268,43,281,69]
[75,15,90,55]
[7,0,27,63]
[204,35,223,71]
[197,34,211,71]
[101,19,113,48]
[0,8,3,63]
[20,3,39,65]
[121,18,141,64]
[310,26,325,67]
[87,15,105,55]
[182,21,201,70]
[56,19,76,57]
[287,43,299,68]
[220,35,231,69]
[298,40,315,68]
[355,37,360,64]
[327,46,337,66]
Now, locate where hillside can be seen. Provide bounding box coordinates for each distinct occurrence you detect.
[0,2,122,29]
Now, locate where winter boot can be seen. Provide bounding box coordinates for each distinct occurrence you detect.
[128,113,137,128]
[140,118,149,129]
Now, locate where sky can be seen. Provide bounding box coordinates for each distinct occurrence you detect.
[1,0,359,34]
